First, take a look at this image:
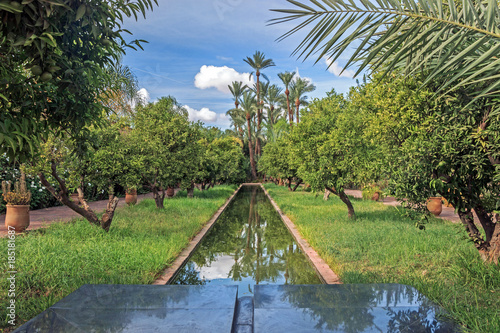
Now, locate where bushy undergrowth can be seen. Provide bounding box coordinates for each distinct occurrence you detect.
[264,183,500,333]
[0,185,236,331]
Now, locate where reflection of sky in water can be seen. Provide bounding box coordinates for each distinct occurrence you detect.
[171,186,322,288]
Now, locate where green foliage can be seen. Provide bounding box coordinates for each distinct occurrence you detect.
[202,136,246,185]
[0,185,235,330]
[361,185,385,201]
[289,90,368,192]
[259,134,297,181]
[0,0,157,161]
[347,73,436,186]
[131,96,199,195]
[272,0,500,103]
[264,183,500,332]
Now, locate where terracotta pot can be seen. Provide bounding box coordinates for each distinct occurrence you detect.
[166,187,175,198]
[70,193,80,205]
[371,192,380,201]
[427,197,443,216]
[5,205,30,232]
[125,193,137,206]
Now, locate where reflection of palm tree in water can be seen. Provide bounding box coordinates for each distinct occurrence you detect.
[279,284,452,333]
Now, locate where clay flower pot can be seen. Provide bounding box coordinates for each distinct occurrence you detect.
[427,197,443,216]
[166,187,175,198]
[125,189,137,206]
[5,205,30,232]
[70,193,80,205]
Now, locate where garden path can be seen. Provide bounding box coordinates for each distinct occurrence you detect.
[344,189,461,223]
[0,190,181,237]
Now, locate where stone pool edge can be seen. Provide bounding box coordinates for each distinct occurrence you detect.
[260,184,342,284]
[152,184,244,285]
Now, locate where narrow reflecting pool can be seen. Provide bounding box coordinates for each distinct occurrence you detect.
[171,186,322,292]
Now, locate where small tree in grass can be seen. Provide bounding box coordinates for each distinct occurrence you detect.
[289,90,370,219]
[31,125,124,231]
[131,96,197,209]
[259,134,300,190]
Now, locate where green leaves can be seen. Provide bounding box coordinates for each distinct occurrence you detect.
[271,0,500,101]
[1,0,158,162]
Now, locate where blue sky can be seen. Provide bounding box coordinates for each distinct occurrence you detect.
[121,0,358,129]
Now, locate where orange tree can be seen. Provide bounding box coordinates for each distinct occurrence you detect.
[0,0,157,161]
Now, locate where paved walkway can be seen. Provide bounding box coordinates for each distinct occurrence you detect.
[344,189,460,223]
[0,191,182,237]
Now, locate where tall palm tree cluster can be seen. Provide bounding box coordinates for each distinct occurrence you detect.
[226,51,316,179]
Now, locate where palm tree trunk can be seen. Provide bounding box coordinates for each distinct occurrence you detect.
[286,90,292,126]
[256,72,262,157]
[247,116,257,179]
[296,98,300,124]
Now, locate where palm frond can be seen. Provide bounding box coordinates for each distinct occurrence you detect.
[271,0,500,99]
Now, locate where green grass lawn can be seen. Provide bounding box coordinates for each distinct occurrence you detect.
[264,183,500,333]
[0,185,236,331]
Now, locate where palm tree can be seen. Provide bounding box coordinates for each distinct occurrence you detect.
[228,81,248,109]
[237,91,258,179]
[277,71,296,126]
[225,108,246,140]
[289,77,315,124]
[101,63,140,118]
[228,81,248,138]
[244,51,275,156]
[252,81,270,156]
[264,84,284,126]
[271,0,500,101]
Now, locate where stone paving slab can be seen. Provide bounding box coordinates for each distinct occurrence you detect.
[14,285,238,333]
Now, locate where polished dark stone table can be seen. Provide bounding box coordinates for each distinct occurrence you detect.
[14,284,458,332]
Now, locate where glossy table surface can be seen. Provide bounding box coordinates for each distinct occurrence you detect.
[15,284,458,332]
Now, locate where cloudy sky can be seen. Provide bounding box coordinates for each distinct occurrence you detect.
[121,0,359,128]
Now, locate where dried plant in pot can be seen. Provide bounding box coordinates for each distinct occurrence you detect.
[2,173,32,232]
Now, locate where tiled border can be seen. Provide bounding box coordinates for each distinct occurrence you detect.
[261,185,342,284]
[152,185,243,285]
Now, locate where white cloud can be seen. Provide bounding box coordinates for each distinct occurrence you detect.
[324,57,355,78]
[216,55,234,62]
[293,67,314,85]
[137,88,150,104]
[184,105,218,123]
[194,65,254,94]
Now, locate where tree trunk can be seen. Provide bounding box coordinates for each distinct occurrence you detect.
[152,186,165,209]
[247,116,257,179]
[296,98,300,124]
[326,186,356,219]
[201,182,206,190]
[473,206,500,264]
[287,178,292,191]
[458,210,489,261]
[323,188,331,201]
[286,89,292,126]
[488,224,500,264]
[256,71,262,158]
[38,166,119,232]
[292,179,302,192]
[187,182,195,198]
[474,205,496,243]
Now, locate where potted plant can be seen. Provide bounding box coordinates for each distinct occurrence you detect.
[2,173,32,232]
[70,191,81,205]
[427,196,443,216]
[125,187,138,206]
